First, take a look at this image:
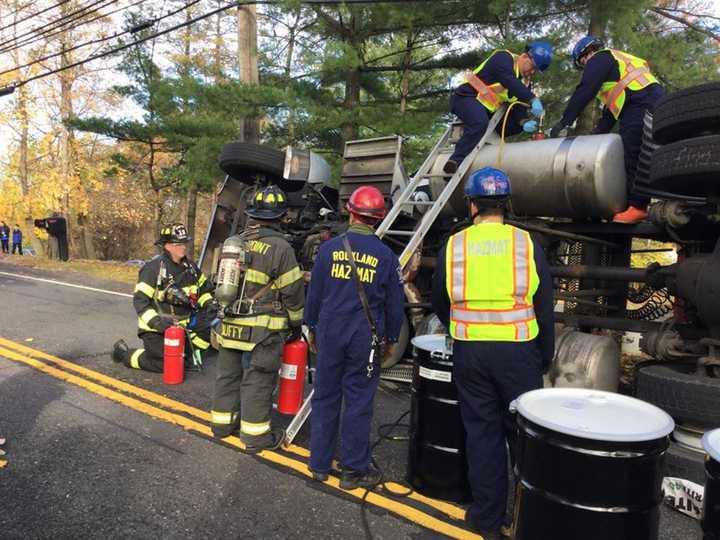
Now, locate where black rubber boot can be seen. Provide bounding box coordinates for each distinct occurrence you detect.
[443,159,458,174]
[339,465,382,490]
[241,428,285,454]
[112,339,129,363]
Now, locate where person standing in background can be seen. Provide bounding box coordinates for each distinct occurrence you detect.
[0,222,9,254]
[11,225,22,255]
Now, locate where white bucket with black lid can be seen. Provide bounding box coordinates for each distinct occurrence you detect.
[513,388,674,540]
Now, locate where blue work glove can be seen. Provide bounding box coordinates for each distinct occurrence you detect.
[523,120,538,133]
[530,98,544,119]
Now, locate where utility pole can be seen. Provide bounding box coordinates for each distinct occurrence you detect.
[237,4,260,143]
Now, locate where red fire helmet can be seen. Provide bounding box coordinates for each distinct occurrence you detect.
[345,186,387,220]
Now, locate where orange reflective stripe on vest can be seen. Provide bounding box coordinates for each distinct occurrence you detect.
[464,71,502,110]
[597,49,658,119]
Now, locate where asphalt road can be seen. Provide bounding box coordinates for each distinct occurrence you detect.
[0,259,703,539]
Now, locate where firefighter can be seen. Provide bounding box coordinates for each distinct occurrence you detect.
[305,186,405,490]
[210,185,305,453]
[550,37,664,224]
[112,223,215,372]
[431,168,554,538]
[444,41,553,175]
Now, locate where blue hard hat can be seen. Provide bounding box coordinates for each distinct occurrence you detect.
[572,36,604,69]
[526,41,553,72]
[464,167,511,199]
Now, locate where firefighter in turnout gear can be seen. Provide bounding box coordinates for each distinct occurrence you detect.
[305,186,405,490]
[444,41,553,175]
[550,36,664,224]
[210,186,305,452]
[112,223,215,372]
[431,168,554,539]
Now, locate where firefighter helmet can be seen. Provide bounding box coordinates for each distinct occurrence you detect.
[572,36,604,70]
[245,185,288,220]
[345,186,387,221]
[157,223,190,245]
[465,167,511,208]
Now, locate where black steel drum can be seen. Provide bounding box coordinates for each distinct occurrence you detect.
[407,334,471,502]
[513,388,674,540]
[703,429,720,540]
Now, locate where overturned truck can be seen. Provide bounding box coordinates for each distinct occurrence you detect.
[200,81,720,483]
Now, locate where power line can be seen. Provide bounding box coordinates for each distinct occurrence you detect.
[0,0,444,94]
[0,0,119,54]
[0,0,201,77]
[0,0,72,35]
[0,0,147,56]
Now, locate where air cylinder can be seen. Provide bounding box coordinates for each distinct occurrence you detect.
[513,388,674,540]
[429,134,627,219]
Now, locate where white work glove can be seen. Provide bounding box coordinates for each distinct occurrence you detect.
[530,98,544,119]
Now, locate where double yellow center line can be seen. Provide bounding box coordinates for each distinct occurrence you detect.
[0,336,483,540]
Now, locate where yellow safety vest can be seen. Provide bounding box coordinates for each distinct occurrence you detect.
[464,49,522,113]
[596,49,658,119]
[445,223,539,342]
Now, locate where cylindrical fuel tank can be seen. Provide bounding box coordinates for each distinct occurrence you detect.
[407,334,471,503]
[430,134,627,219]
[513,388,674,540]
[703,429,720,540]
[548,329,620,392]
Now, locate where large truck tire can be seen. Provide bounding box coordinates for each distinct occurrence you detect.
[636,362,720,427]
[652,82,720,144]
[648,135,720,196]
[219,142,285,181]
[664,441,706,485]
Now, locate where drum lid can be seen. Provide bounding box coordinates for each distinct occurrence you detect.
[516,388,674,442]
[703,428,720,462]
[412,334,451,356]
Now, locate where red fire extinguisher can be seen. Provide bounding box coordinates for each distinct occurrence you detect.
[163,324,185,385]
[277,339,308,415]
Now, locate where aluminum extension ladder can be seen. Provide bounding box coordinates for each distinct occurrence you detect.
[282,107,505,447]
[376,106,505,269]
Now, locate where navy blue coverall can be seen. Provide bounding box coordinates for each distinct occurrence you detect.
[431,229,555,533]
[449,51,535,166]
[305,223,405,475]
[558,50,664,207]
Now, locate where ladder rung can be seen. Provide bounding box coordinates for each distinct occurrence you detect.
[401,200,434,206]
[422,174,451,179]
[385,230,414,236]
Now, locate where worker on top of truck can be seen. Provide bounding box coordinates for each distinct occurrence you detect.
[550,36,664,224]
[444,41,553,175]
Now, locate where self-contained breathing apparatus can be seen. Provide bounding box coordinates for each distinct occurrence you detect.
[214,227,283,319]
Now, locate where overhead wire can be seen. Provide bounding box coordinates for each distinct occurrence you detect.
[0,0,150,58]
[0,0,119,54]
[0,0,72,35]
[0,0,203,78]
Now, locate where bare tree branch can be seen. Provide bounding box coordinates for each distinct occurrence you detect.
[651,7,720,43]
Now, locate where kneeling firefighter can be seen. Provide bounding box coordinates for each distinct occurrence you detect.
[112,223,216,372]
[210,185,305,452]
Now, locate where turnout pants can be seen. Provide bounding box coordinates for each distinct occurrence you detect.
[211,335,284,445]
[453,339,543,532]
[309,315,380,474]
[124,323,212,373]
[448,93,526,166]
